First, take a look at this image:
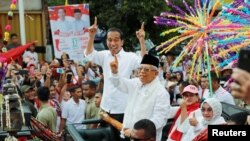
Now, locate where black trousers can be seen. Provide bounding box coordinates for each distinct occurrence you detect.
[100,113,125,141]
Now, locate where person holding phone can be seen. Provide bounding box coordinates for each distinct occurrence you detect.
[231,68,250,105]
[230,48,250,105]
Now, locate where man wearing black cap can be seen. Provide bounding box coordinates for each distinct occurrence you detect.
[20,85,37,117]
[110,54,170,141]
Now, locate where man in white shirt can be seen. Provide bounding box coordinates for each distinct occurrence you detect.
[203,72,235,105]
[84,17,147,140]
[198,74,209,100]
[72,8,89,32]
[59,85,86,133]
[54,8,72,32]
[110,54,170,141]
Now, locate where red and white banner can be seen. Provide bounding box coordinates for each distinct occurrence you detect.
[48,4,90,62]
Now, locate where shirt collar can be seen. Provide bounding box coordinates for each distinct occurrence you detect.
[141,77,159,88]
[70,98,80,105]
[86,97,95,103]
[214,86,222,94]
[108,48,125,57]
[40,103,50,111]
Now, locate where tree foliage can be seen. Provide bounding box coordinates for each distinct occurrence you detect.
[47,0,83,6]
[87,0,170,51]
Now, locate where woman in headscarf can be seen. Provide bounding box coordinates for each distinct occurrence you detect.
[167,85,201,141]
[185,98,226,141]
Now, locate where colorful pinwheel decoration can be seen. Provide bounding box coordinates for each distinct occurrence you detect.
[154,0,250,95]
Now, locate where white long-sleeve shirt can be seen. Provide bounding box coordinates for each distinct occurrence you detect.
[110,74,170,141]
[85,49,141,114]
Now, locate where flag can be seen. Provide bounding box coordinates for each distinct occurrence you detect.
[48,7,58,21]
[0,42,35,63]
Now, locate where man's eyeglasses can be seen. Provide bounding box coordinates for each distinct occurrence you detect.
[201,107,213,112]
[138,67,156,72]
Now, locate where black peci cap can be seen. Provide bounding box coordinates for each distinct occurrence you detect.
[141,54,159,68]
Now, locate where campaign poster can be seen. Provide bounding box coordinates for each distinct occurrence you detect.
[48,4,90,62]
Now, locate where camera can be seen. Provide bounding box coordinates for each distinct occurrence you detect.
[56,68,64,74]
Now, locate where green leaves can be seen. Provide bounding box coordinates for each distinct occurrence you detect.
[47,0,83,6]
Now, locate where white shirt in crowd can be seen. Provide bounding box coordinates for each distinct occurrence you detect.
[85,49,141,114]
[61,98,86,129]
[203,86,235,105]
[22,51,38,66]
[110,75,170,141]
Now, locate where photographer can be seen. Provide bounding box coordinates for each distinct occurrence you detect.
[59,69,79,103]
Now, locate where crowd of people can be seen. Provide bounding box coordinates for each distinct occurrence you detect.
[0,17,250,141]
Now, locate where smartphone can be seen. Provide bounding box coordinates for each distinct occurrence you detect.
[56,68,65,74]
[238,48,250,73]
[66,74,72,83]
